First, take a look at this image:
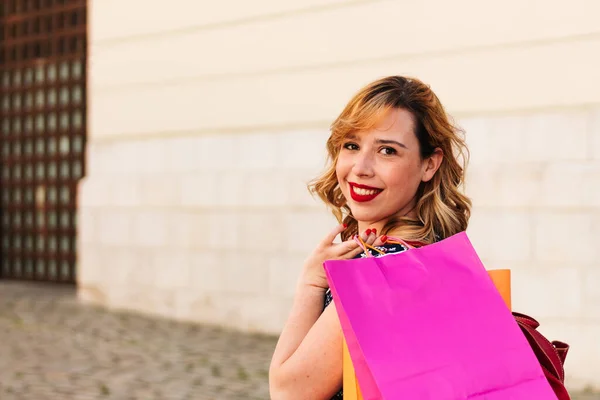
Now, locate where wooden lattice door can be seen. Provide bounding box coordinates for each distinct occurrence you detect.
[0,0,87,283]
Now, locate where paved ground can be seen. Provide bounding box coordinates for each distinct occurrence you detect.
[0,282,275,399]
[0,281,598,400]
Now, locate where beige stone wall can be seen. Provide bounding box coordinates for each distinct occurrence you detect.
[81,0,600,389]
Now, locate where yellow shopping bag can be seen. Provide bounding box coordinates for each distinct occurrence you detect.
[342,269,512,399]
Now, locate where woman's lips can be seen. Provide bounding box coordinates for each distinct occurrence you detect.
[349,182,383,202]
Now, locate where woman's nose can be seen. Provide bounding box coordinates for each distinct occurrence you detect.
[351,152,374,177]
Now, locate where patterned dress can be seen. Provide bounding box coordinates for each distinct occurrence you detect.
[323,242,409,400]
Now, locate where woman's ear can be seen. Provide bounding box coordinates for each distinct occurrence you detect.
[421,148,443,183]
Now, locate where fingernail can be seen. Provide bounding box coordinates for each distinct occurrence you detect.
[342,223,347,229]
[381,235,388,242]
[365,229,371,235]
[372,229,377,234]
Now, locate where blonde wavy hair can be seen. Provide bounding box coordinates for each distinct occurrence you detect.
[308,76,471,243]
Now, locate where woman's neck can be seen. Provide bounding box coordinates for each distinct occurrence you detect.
[356,203,419,236]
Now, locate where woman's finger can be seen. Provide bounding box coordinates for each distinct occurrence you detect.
[365,229,377,246]
[342,230,384,259]
[331,237,360,257]
[372,235,386,248]
[341,237,368,259]
[358,229,371,242]
[319,223,348,247]
[340,228,371,258]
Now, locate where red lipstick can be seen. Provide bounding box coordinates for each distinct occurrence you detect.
[349,182,383,202]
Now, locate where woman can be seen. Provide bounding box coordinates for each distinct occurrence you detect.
[269,76,471,399]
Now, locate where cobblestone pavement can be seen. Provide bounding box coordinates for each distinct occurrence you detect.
[1,282,599,400]
[0,282,276,400]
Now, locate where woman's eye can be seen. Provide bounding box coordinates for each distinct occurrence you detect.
[379,147,397,155]
[343,142,359,151]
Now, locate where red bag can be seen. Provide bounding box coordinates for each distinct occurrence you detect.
[513,312,571,400]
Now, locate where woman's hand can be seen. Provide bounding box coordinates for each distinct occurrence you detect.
[299,224,384,290]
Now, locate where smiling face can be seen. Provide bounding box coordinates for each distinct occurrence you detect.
[335,108,440,230]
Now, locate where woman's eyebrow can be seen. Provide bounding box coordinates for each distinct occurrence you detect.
[375,138,408,149]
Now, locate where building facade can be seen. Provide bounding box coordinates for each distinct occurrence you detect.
[6,0,599,390]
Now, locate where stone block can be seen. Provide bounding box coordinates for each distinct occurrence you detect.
[97,209,132,246]
[106,247,137,285]
[523,111,588,162]
[243,171,288,207]
[235,132,279,170]
[238,294,289,333]
[486,111,588,163]
[511,266,582,319]
[198,135,238,170]
[279,130,329,169]
[285,169,323,207]
[496,164,544,208]
[467,208,533,263]
[124,251,156,287]
[132,211,168,247]
[268,255,304,298]
[103,141,143,175]
[76,243,104,285]
[237,211,285,252]
[583,163,600,206]
[217,171,245,207]
[180,173,219,207]
[221,252,269,295]
[172,289,222,325]
[540,162,600,207]
[179,172,220,207]
[77,207,97,245]
[582,266,600,321]
[85,141,113,176]
[187,251,223,293]
[109,177,141,207]
[206,211,241,250]
[166,136,201,173]
[78,177,111,208]
[460,117,493,167]
[139,175,181,207]
[283,210,337,253]
[134,139,169,174]
[153,251,190,289]
[165,211,197,249]
[487,115,528,163]
[465,164,546,208]
[533,212,597,265]
[465,211,493,262]
[591,107,600,160]
[463,167,500,208]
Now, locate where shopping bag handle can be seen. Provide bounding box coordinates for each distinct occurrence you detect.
[352,235,385,257]
[352,235,427,257]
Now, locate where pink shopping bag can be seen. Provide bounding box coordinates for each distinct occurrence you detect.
[324,232,557,400]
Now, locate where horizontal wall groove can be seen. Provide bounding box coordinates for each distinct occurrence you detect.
[92,0,384,47]
[92,31,600,93]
